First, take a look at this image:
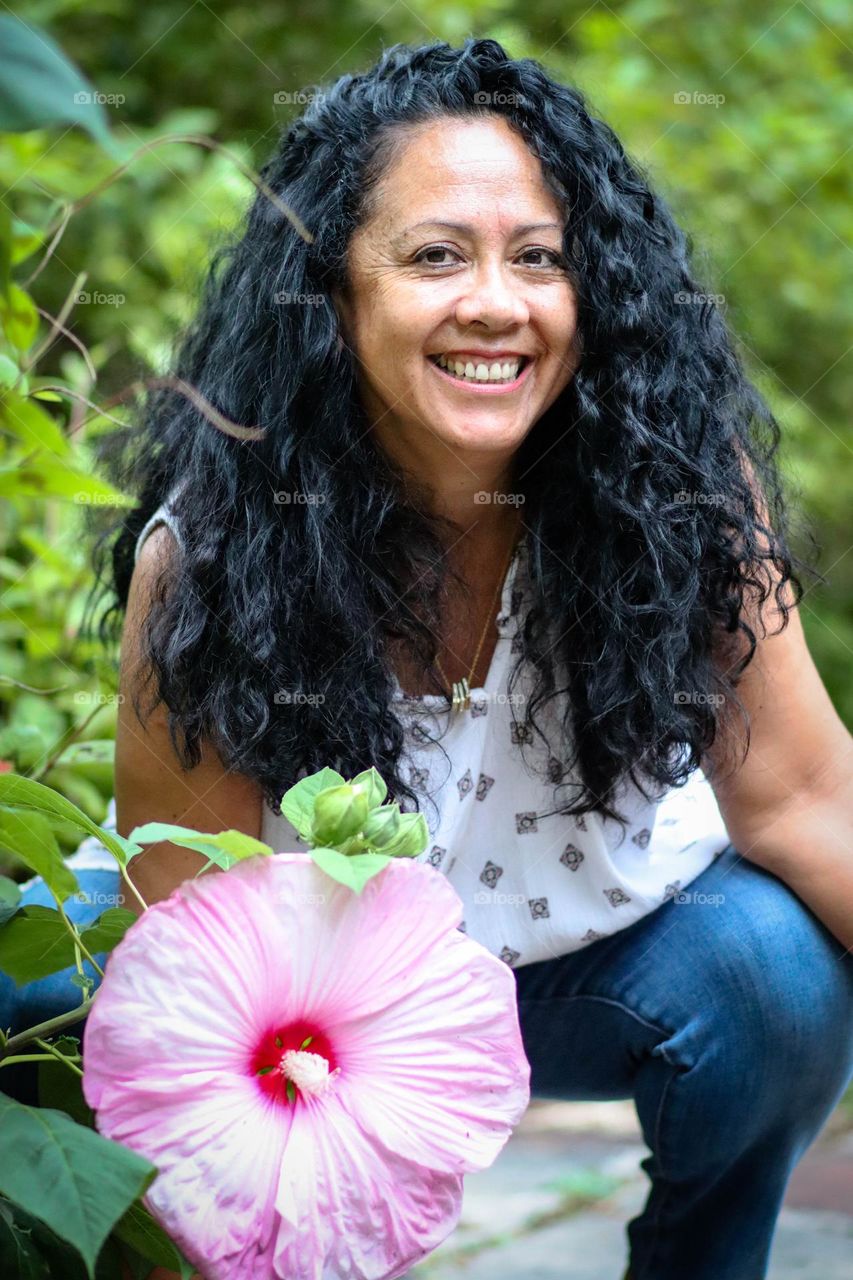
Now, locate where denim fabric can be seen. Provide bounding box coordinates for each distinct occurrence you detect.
[2,848,852,1280]
[513,842,853,1279]
[0,867,122,1104]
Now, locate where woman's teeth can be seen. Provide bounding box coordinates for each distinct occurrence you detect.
[433,354,525,384]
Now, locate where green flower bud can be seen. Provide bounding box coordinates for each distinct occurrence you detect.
[311,783,370,847]
[380,812,429,859]
[349,767,388,810]
[362,803,402,849]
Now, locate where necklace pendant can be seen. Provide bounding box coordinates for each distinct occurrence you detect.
[450,676,471,715]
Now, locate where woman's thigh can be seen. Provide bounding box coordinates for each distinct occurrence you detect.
[513,842,853,1126]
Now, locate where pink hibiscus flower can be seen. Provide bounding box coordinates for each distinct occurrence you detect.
[82,852,530,1279]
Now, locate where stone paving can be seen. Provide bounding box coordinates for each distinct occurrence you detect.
[406,1095,853,1279]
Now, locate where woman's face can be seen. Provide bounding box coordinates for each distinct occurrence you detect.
[333,115,581,471]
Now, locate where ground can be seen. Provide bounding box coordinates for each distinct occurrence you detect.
[406,1088,853,1279]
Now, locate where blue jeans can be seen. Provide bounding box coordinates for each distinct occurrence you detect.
[0,868,121,1105]
[514,842,853,1279]
[3,848,852,1278]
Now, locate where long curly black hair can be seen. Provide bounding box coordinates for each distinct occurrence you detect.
[88,36,818,832]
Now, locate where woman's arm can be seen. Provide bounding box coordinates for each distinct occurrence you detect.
[114,520,263,912]
[113,525,262,1279]
[700,472,853,951]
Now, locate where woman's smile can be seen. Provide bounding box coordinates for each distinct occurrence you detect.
[427,351,535,394]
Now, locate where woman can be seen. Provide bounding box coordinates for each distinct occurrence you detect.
[3,37,851,1280]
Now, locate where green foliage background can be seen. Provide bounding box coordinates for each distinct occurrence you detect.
[1,0,851,859]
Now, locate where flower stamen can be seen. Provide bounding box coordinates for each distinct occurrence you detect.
[279,1048,341,1100]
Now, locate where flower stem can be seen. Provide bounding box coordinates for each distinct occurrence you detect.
[57,902,105,979]
[1,995,96,1057]
[119,861,149,912]
[33,1036,84,1078]
[0,1054,56,1068]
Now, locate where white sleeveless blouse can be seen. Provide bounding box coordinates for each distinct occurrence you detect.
[105,499,731,970]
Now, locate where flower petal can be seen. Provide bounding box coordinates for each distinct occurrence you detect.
[269,1094,463,1280]
[331,930,530,1175]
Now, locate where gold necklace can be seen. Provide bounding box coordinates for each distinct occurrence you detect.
[433,529,520,716]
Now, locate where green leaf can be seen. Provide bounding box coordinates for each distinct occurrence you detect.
[0,905,76,984]
[0,808,79,904]
[0,874,21,926]
[127,822,272,870]
[38,1043,92,1129]
[0,387,70,455]
[0,457,135,504]
[279,767,345,839]
[0,354,19,388]
[309,847,391,894]
[0,283,38,349]
[111,1201,195,1278]
[0,1197,50,1280]
[0,16,114,150]
[0,1095,156,1280]
[0,904,131,985]
[81,908,136,953]
[0,773,134,867]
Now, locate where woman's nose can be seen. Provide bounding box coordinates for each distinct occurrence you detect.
[454,261,530,330]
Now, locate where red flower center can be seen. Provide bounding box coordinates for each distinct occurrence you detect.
[250,1021,338,1106]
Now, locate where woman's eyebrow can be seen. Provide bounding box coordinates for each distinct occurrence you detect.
[392,219,563,245]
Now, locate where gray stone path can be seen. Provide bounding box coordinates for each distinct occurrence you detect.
[406,1097,853,1279]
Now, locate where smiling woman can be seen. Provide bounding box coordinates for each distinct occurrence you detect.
[5,33,852,1280]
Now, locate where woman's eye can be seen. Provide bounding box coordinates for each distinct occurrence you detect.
[412,246,565,268]
[519,248,565,267]
[413,246,460,266]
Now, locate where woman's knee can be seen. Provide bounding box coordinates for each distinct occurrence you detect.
[641,860,853,1157]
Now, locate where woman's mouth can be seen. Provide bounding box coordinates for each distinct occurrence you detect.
[427,353,534,394]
